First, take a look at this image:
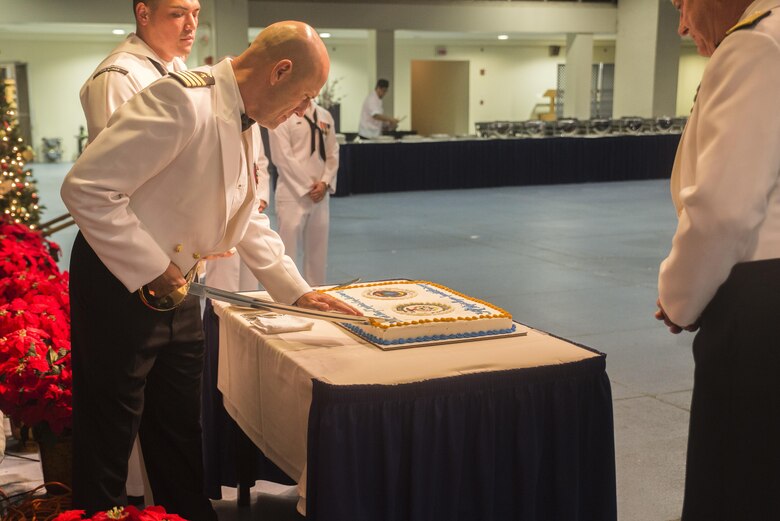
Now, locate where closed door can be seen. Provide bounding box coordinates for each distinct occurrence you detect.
[411,60,469,136]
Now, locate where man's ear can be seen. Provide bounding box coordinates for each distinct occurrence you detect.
[270,59,293,85]
[135,2,150,26]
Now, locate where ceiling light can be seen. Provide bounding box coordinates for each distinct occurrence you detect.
[319,32,332,39]
[497,34,509,40]
[112,29,126,35]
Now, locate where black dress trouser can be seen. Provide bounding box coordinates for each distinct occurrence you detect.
[69,232,216,521]
[682,258,780,520]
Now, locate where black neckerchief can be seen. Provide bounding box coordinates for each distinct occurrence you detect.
[303,109,326,161]
[148,57,168,77]
[241,113,256,132]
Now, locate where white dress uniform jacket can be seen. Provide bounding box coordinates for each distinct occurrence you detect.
[80,33,186,143]
[205,124,271,292]
[358,90,383,138]
[269,102,338,286]
[62,58,310,305]
[659,0,780,326]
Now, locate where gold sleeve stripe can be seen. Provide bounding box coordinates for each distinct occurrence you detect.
[181,71,203,86]
[169,70,214,88]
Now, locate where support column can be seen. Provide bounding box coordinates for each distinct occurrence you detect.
[564,33,593,119]
[613,0,680,118]
[375,29,395,117]
[194,0,249,66]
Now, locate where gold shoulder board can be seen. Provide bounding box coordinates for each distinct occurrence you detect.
[93,65,129,79]
[169,71,216,88]
[726,10,771,36]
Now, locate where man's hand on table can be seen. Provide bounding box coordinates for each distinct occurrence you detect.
[655,298,699,334]
[295,291,361,316]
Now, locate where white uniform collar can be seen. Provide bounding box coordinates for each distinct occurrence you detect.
[740,0,780,21]
[111,33,179,71]
[212,58,244,125]
[304,101,318,119]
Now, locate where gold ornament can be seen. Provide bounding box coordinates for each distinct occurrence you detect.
[21,147,34,162]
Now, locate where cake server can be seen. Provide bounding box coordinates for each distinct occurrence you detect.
[188,282,376,325]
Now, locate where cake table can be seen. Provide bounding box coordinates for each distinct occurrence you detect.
[213,289,616,521]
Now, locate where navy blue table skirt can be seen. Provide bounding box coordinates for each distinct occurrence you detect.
[335,133,680,196]
[306,354,616,521]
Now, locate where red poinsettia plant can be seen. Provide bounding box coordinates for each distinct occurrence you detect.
[53,505,188,521]
[0,217,71,441]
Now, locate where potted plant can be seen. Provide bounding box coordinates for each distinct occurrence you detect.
[53,505,189,521]
[317,77,344,133]
[0,217,72,494]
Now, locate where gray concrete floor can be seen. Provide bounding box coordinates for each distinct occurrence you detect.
[1,163,691,521]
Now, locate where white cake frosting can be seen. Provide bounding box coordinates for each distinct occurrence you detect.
[321,280,515,346]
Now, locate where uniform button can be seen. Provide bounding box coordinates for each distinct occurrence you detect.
[192,252,201,259]
[174,243,183,253]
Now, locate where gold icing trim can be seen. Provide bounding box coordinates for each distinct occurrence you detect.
[319,280,512,330]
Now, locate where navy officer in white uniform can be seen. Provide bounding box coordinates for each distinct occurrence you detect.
[62,21,358,519]
[80,0,196,143]
[269,99,338,286]
[657,1,780,519]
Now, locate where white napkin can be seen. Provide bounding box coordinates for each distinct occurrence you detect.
[250,313,315,334]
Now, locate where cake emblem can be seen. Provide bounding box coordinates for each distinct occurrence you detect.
[363,288,417,300]
[394,302,452,316]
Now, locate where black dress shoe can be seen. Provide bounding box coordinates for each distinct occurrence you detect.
[127,495,145,507]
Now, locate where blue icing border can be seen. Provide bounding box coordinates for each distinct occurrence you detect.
[341,322,517,346]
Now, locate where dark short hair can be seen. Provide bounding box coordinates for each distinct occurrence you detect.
[376,79,389,89]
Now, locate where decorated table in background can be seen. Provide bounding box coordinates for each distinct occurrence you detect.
[210,291,617,521]
[334,133,681,196]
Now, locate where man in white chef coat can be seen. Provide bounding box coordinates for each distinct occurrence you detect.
[358,78,399,139]
[62,21,358,519]
[269,99,338,286]
[657,1,780,519]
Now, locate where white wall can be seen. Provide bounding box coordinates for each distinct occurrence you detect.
[327,39,618,134]
[0,38,119,161]
[321,41,372,134]
[0,33,704,159]
[399,42,563,133]
[0,35,207,162]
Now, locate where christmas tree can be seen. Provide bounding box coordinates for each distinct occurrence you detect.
[1,82,41,228]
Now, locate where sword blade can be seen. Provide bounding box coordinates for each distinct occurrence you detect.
[189,282,374,325]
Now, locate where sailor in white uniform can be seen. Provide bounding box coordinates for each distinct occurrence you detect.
[80,0,195,143]
[78,0,199,507]
[269,99,338,286]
